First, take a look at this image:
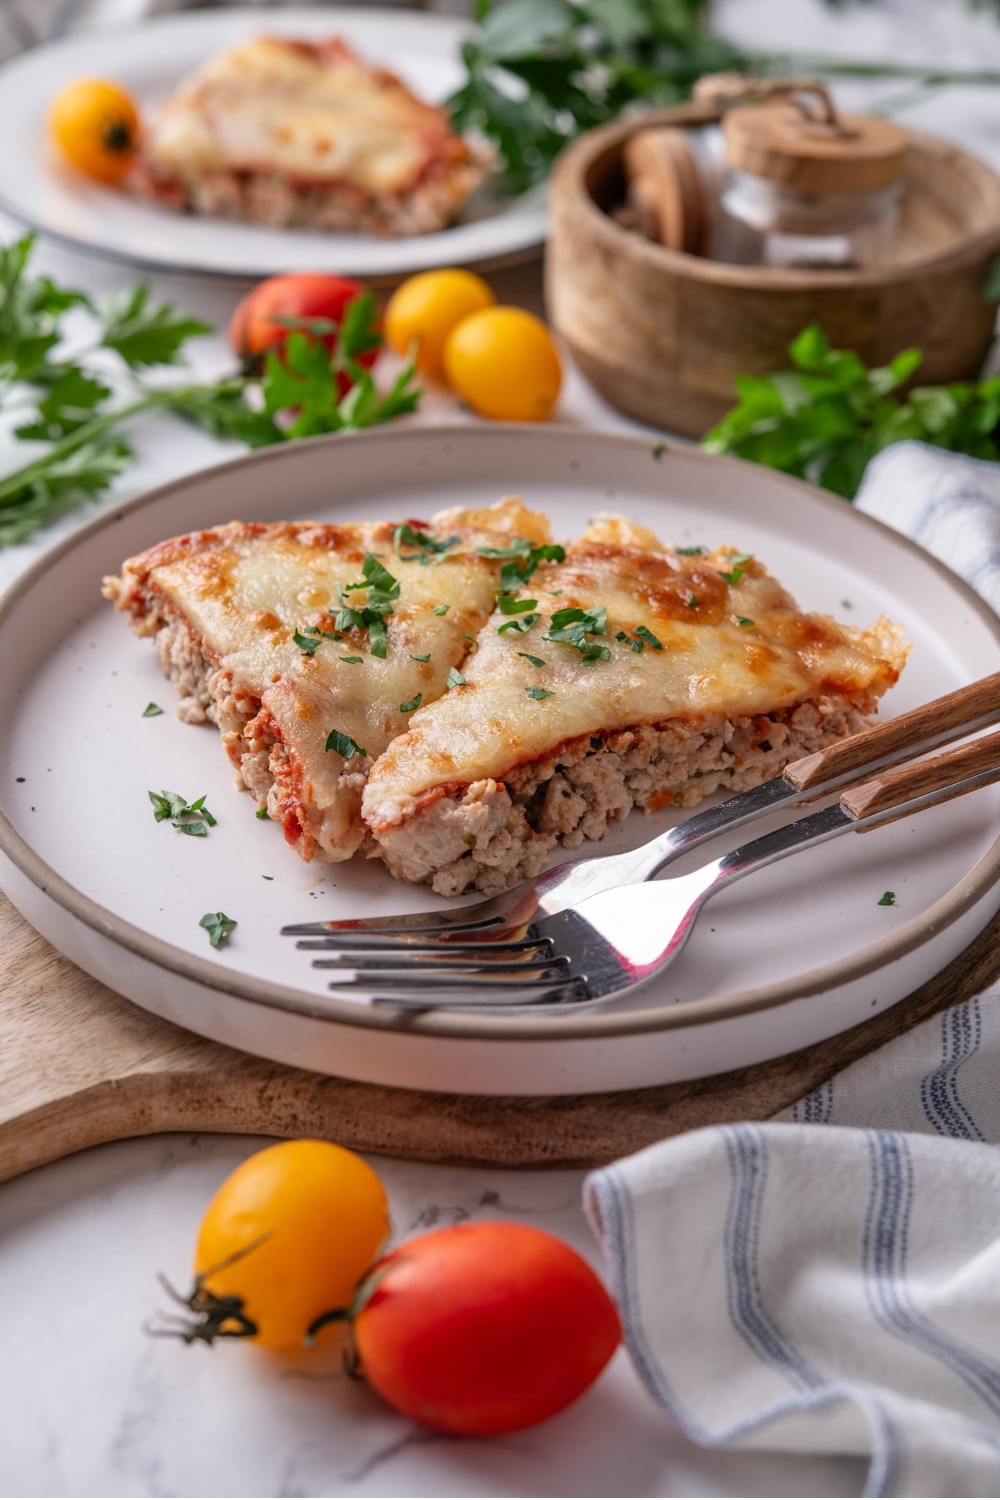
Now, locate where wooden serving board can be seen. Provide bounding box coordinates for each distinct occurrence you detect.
[4,887,1000,1184]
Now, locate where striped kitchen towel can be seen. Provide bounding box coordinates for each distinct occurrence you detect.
[585,441,1000,1497]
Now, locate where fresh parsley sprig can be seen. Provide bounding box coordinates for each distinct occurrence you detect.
[702,325,1000,500]
[0,236,422,546]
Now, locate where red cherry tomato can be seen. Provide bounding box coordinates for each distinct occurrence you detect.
[352,1222,621,1434]
[229,273,378,396]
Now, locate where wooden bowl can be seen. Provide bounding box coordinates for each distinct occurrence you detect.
[546,105,1000,437]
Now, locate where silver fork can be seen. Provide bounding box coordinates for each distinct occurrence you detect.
[283,672,1000,949]
[310,727,1000,1010]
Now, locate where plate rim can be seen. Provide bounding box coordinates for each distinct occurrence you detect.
[0,5,546,283]
[1,423,999,1042]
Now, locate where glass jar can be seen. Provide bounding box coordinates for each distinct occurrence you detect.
[713,99,906,270]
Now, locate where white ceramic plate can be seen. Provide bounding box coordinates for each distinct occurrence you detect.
[1,425,999,1096]
[0,7,546,281]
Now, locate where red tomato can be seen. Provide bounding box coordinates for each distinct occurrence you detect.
[229,272,378,395]
[352,1222,621,1434]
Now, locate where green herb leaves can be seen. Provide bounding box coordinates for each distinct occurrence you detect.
[149,789,217,837]
[399,693,422,713]
[616,625,663,654]
[0,236,423,547]
[393,523,460,561]
[526,685,554,701]
[200,911,237,949]
[703,324,1000,501]
[478,536,566,593]
[334,553,400,659]
[446,666,467,689]
[324,729,367,760]
[878,890,897,907]
[544,604,610,663]
[142,702,163,717]
[717,554,753,587]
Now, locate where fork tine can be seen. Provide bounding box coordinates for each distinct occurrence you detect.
[281,913,507,938]
[360,979,589,1009]
[294,937,551,956]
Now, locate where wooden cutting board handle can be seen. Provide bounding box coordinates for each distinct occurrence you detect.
[4,888,1000,1183]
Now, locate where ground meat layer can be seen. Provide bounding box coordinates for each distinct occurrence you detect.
[370,697,875,897]
[130,159,486,237]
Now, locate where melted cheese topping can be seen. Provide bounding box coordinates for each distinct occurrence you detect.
[362,529,908,831]
[109,500,550,861]
[144,35,468,193]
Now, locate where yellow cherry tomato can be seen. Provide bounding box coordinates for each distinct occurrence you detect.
[384,269,496,380]
[194,1140,390,1350]
[443,307,562,422]
[48,78,140,185]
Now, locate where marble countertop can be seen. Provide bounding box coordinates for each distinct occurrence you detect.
[3,2,1000,1494]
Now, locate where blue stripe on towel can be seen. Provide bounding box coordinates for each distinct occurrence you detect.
[863,1132,1000,1425]
[919,998,984,1141]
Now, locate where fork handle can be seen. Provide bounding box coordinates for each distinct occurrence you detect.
[783,671,1000,791]
[841,726,1000,820]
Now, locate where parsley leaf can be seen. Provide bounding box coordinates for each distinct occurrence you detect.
[393,523,460,559]
[335,554,400,659]
[675,545,708,556]
[410,652,431,662]
[340,655,364,665]
[497,594,538,614]
[526,685,554,700]
[325,729,367,759]
[142,702,163,717]
[717,553,753,587]
[99,284,210,369]
[497,612,540,635]
[878,890,897,907]
[199,911,237,949]
[148,788,216,836]
[617,624,664,654]
[518,652,546,667]
[446,667,467,689]
[735,616,755,627]
[544,604,610,662]
[255,807,268,819]
[433,604,450,616]
[477,537,565,593]
[400,693,422,713]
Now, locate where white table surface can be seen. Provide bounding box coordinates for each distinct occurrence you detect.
[3,2,1000,1494]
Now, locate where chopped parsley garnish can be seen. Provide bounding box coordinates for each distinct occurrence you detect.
[497,595,538,615]
[497,613,540,635]
[142,702,163,718]
[518,652,546,667]
[399,693,422,713]
[334,553,400,659]
[148,789,216,837]
[675,545,707,556]
[410,652,431,662]
[617,624,663,654]
[324,729,367,759]
[651,441,666,459]
[255,807,268,819]
[393,523,460,562]
[878,890,897,907]
[340,655,364,665]
[735,616,755,628]
[841,598,854,609]
[293,630,323,657]
[199,911,237,949]
[717,553,754,586]
[463,632,479,650]
[433,604,449,616]
[686,592,699,608]
[446,666,466,689]
[477,537,566,592]
[526,686,554,701]
[544,604,610,663]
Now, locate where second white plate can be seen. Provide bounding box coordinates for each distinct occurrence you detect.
[0,7,547,281]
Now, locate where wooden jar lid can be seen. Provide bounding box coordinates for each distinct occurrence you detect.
[622,127,704,254]
[722,104,907,193]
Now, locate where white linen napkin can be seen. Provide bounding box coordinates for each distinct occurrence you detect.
[585,441,1000,1498]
